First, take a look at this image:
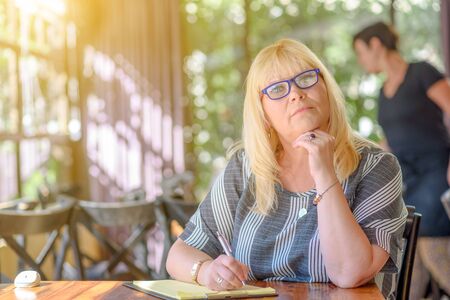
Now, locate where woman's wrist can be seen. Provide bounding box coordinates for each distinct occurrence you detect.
[314,173,338,192]
[197,259,213,286]
[313,180,340,205]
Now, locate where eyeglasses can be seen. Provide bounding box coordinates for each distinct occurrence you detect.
[261,68,320,101]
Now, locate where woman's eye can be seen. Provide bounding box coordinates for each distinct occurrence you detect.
[299,75,313,84]
[271,84,285,93]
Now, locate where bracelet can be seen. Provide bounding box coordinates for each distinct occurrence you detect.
[313,180,339,206]
[191,259,211,285]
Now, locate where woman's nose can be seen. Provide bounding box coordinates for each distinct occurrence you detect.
[289,85,306,101]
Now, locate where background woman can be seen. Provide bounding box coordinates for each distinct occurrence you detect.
[353,21,450,299]
[353,21,450,237]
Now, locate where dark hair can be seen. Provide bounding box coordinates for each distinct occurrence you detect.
[353,21,399,51]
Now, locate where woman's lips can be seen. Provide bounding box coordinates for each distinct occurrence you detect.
[291,107,312,117]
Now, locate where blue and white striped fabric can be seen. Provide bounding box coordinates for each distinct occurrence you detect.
[179,146,406,299]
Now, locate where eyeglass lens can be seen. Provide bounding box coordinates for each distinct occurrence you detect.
[265,69,318,100]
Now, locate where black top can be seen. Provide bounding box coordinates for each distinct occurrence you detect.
[378,61,449,156]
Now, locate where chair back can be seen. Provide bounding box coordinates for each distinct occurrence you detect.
[397,205,421,300]
[78,199,155,227]
[0,197,39,211]
[154,195,198,279]
[0,196,82,280]
[119,188,146,203]
[76,199,158,279]
[0,197,75,236]
[158,196,198,226]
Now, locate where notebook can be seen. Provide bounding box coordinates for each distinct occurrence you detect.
[123,280,277,300]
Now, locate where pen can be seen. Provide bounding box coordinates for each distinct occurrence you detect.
[217,231,246,286]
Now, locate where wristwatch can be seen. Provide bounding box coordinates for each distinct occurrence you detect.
[190,259,209,284]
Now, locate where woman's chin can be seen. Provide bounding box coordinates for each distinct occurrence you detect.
[287,128,313,142]
[293,125,319,135]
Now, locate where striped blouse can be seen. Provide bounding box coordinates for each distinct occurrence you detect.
[179,146,407,299]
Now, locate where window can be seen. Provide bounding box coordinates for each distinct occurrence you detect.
[0,0,79,202]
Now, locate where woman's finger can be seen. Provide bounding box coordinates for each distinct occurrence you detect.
[216,256,246,288]
[213,272,233,290]
[206,255,247,290]
[220,255,248,281]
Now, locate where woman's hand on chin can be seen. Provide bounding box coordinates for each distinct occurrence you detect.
[292,130,337,187]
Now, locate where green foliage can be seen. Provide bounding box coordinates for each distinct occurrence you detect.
[22,156,60,200]
[182,0,442,200]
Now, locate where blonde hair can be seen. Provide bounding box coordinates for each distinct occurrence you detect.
[230,38,371,215]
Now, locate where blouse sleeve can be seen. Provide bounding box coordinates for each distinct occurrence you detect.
[419,61,445,91]
[352,151,407,273]
[178,150,249,258]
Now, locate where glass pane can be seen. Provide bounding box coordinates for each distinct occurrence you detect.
[0,0,7,37]
[20,55,69,135]
[0,0,76,202]
[20,139,73,198]
[0,48,18,133]
[14,0,66,53]
[20,138,50,198]
[0,141,18,202]
[0,0,19,43]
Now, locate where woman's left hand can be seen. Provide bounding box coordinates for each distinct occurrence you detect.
[292,130,337,187]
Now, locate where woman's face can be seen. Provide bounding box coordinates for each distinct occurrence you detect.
[261,68,330,144]
[354,39,381,74]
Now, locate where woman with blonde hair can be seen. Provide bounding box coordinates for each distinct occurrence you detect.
[166,38,406,299]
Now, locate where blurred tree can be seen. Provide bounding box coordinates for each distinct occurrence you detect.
[181,0,442,200]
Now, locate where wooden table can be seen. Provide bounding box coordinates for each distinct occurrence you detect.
[0,280,384,299]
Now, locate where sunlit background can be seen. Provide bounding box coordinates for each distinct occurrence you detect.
[0,0,447,280]
[0,0,185,206]
[182,0,444,199]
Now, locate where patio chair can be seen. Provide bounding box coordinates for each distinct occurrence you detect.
[397,205,421,300]
[76,198,158,279]
[0,196,83,280]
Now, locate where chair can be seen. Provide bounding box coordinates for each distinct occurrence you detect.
[119,188,147,203]
[154,195,198,279]
[0,197,39,211]
[0,196,84,280]
[156,195,198,244]
[414,190,450,299]
[76,198,158,279]
[418,237,450,299]
[157,172,197,244]
[397,205,421,300]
